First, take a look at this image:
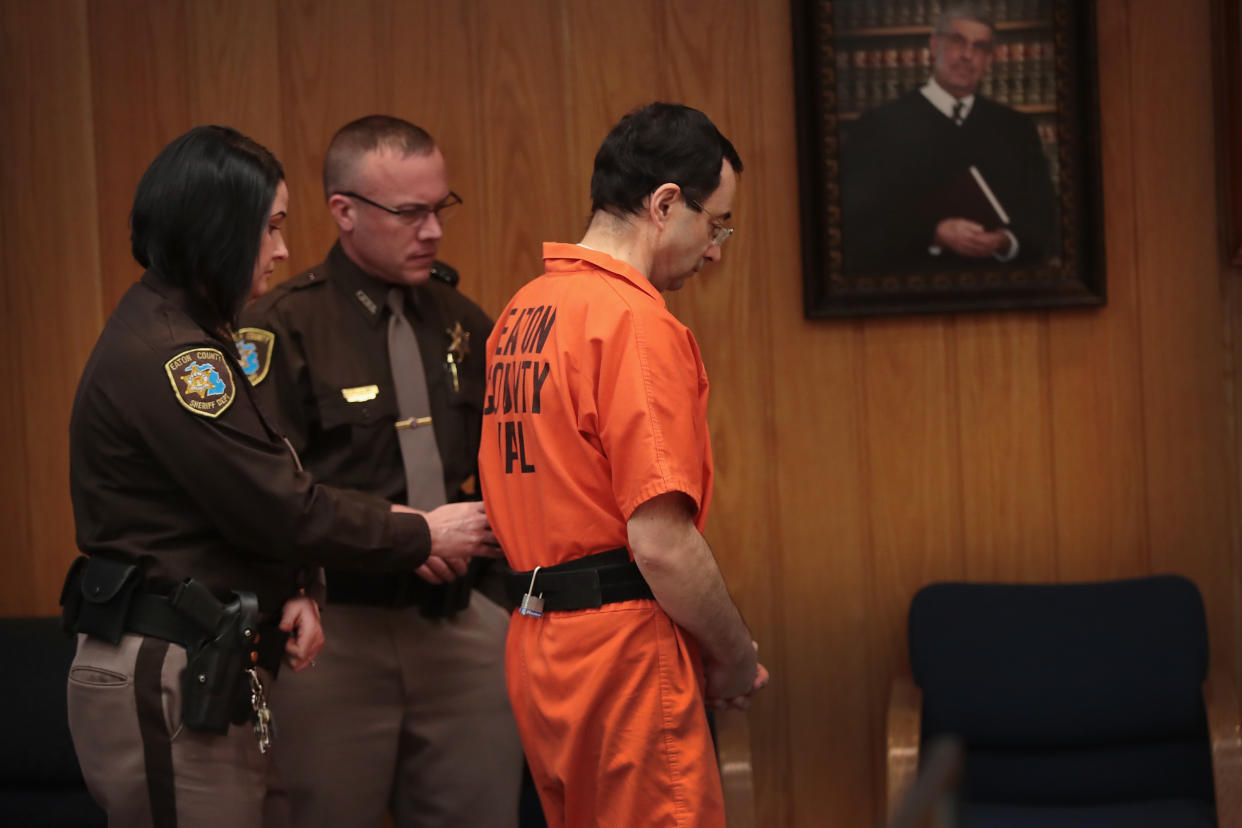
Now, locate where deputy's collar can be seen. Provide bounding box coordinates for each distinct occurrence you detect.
[328,242,424,327]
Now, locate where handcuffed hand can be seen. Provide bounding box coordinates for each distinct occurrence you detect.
[415,555,470,584]
[279,593,324,672]
[706,641,771,711]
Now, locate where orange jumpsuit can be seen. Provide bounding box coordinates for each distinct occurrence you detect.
[479,243,724,827]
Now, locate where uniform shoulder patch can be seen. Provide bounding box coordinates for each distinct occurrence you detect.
[164,348,237,418]
[234,327,276,385]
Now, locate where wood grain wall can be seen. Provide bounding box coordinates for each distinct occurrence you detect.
[2,1,1237,824]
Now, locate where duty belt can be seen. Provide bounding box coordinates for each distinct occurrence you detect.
[59,555,286,675]
[61,555,286,750]
[504,547,654,612]
[325,569,475,617]
[126,591,287,674]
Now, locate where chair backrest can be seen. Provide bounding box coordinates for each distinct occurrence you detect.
[908,576,1214,808]
[0,616,104,825]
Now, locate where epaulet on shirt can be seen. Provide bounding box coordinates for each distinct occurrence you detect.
[288,270,327,291]
[252,270,324,315]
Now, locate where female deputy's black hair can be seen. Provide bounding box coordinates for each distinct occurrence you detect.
[589,102,742,218]
[130,125,284,328]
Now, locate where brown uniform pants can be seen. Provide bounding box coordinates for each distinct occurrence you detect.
[270,592,522,828]
[67,633,276,828]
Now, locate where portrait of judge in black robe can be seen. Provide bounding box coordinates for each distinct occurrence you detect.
[841,3,1058,274]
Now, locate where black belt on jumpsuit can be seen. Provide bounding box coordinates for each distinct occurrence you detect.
[504,547,654,612]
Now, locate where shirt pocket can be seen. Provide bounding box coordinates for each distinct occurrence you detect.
[313,383,398,433]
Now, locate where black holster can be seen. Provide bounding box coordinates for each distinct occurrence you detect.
[173,580,262,734]
[60,556,274,735]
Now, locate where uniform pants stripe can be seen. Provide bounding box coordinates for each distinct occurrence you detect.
[135,637,177,827]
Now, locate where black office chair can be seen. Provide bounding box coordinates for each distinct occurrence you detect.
[0,616,104,826]
[886,576,1242,827]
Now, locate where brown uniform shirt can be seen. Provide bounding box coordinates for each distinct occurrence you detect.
[240,243,492,548]
[68,270,431,611]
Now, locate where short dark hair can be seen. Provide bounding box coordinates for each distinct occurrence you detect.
[130,125,283,327]
[589,102,743,218]
[323,115,437,197]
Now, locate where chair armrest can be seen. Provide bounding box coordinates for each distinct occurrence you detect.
[715,709,756,828]
[1205,670,1242,828]
[887,675,923,820]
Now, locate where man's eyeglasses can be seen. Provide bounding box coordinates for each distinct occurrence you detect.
[685,198,735,247]
[336,190,463,225]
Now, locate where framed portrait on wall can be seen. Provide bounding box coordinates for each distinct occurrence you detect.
[792,0,1105,317]
[1214,0,1242,266]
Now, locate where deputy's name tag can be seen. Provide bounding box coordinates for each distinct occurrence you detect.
[341,384,379,403]
[165,348,236,418]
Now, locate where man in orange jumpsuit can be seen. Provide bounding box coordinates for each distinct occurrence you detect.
[478,102,769,827]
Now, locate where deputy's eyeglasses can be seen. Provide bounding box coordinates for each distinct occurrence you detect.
[336,190,462,225]
[685,198,735,247]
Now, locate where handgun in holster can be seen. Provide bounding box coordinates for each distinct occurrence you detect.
[172,579,263,735]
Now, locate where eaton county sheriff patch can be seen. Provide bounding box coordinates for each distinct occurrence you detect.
[164,348,236,418]
[234,327,275,385]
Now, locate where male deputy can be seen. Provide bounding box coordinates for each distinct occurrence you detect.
[478,102,769,827]
[241,116,522,827]
[841,3,1057,272]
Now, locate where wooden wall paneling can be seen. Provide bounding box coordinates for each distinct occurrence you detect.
[0,5,28,615]
[87,0,191,312]
[660,0,795,822]
[185,0,283,144]
[772,319,876,827]
[390,0,487,298]
[0,2,33,616]
[1219,1,1242,689]
[954,312,1058,581]
[559,0,663,236]
[861,317,966,806]
[187,0,289,285]
[276,0,396,278]
[753,0,877,820]
[1129,0,1236,670]
[1047,0,1149,582]
[472,0,578,314]
[0,0,102,614]
[1222,264,1242,705]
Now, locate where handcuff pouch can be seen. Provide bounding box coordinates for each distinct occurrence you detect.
[59,555,142,644]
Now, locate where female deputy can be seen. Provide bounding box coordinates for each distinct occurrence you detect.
[61,125,492,827]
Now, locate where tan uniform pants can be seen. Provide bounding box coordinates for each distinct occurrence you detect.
[270,592,522,828]
[67,633,277,828]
